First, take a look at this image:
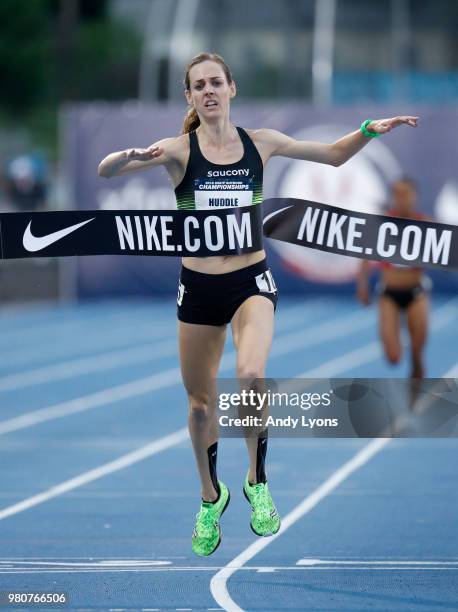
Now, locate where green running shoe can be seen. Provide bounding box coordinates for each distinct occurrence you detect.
[243,474,281,537]
[192,481,230,556]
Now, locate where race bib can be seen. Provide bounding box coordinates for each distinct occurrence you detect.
[194,177,253,210]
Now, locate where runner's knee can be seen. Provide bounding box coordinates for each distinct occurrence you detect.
[385,348,401,365]
[188,394,213,423]
[237,364,265,383]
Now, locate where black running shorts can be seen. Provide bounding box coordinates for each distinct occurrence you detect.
[177,259,278,326]
[379,276,432,310]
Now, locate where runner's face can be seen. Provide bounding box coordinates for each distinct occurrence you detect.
[392,182,416,215]
[186,61,235,120]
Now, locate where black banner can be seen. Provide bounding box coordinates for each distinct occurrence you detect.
[0,199,456,269]
[263,198,457,270]
[0,206,263,259]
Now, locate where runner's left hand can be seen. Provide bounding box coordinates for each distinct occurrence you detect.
[368,116,419,134]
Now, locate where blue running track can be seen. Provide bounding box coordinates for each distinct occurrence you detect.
[0,296,457,611]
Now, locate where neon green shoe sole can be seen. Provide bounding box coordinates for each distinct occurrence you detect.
[192,481,230,556]
[243,474,281,537]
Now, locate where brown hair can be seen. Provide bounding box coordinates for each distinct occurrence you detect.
[181,52,233,134]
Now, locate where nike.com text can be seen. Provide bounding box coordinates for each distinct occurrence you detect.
[115,212,252,252]
[297,208,452,265]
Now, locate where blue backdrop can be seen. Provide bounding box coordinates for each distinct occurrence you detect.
[63,103,458,297]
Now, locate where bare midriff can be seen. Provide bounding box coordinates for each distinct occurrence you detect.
[382,267,423,289]
[182,250,266,274]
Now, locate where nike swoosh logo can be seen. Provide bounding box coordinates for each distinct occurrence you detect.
[262,205,294,226]
[23,218,95,252]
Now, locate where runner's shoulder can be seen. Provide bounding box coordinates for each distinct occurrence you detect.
[245,128,287,145]
[245,128,291,156]
[149,133,190,166]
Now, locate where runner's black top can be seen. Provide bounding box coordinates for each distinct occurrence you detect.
[174,127,263,210]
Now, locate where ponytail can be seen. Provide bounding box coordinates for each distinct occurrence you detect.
[182,106,200,134]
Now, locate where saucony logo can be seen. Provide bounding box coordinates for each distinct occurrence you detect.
[23,218,95,252]
[207,169,250,177]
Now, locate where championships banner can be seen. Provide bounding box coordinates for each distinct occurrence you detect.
[0,199,456,269]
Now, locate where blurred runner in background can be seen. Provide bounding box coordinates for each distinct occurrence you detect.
[357,178,431,379]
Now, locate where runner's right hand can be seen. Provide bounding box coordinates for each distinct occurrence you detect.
[126,146,163,161]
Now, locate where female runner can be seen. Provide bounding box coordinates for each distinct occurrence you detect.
[98,52,418,556]
[357,178,430,378]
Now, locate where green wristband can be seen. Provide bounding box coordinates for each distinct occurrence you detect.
[360,119,380,138]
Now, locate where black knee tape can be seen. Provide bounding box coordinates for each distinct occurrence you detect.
[207,442,220,494]
[256,429,268,484]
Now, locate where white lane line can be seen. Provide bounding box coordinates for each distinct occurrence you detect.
[0,339,176,392]
[296,558,458,565]
[0,428,189,520]
[0,306,169,347]
[269,308,374,357]
[0,307,117,337]
[298,342,380,377]
[0,308,375,435]
[0,299,331,391]
[427,297,458,331]
[0,559,172,567]
[2,567,458,575]
[0,367,183,435]
[209,360,458,612]
[2,320,174,370]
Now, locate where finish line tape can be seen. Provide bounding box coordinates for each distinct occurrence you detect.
[0,199,455,270]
